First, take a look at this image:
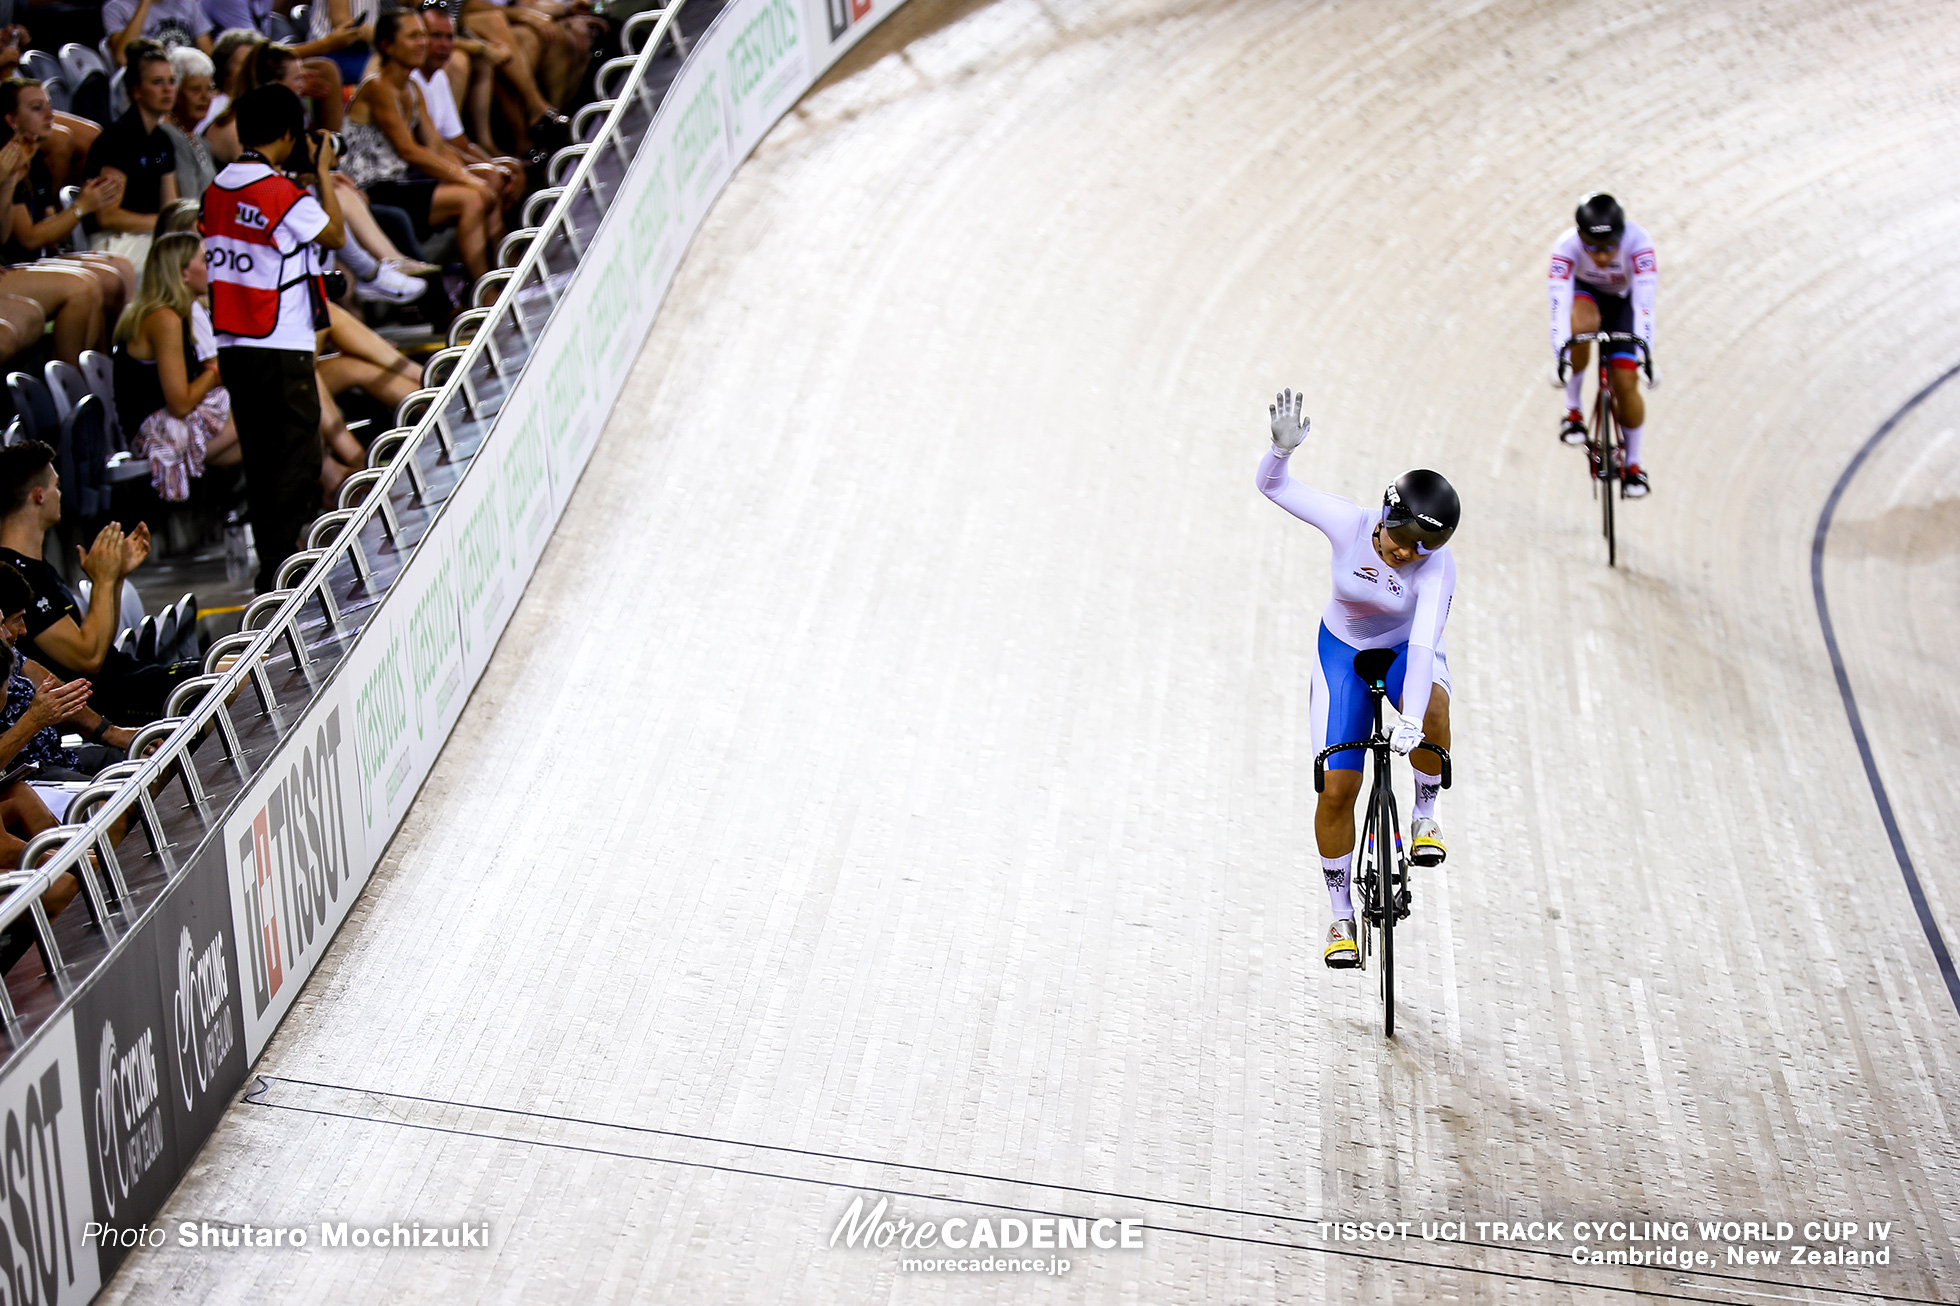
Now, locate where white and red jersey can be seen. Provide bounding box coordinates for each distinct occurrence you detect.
[201,159,329,352]
[1547,219,1657,361]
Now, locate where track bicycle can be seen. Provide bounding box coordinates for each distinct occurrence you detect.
[1557,332,1654,567]
[1313,648,1451,1039]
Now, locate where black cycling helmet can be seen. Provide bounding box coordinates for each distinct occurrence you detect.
[1574,192,1625,246]
[1381,470,1459,554]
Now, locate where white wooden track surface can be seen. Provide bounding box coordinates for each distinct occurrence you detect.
[103,1,1960,1301]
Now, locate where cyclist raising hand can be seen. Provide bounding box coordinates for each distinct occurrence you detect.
[1550,192,1658,496]
[1258,390,1459,969]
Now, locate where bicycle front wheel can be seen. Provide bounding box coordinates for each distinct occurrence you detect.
[1595,379,1618,566]
[1374,766,1397,1038]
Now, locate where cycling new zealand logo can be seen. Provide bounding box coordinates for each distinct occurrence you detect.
[171,926,237,1114]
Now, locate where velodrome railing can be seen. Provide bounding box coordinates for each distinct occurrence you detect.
[0,1,910,1297]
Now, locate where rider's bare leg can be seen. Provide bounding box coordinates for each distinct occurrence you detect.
[1566,295,1599,413]
[1410,687,1449,778]
[1609,361,1646,465]
[1411,686,1449,823]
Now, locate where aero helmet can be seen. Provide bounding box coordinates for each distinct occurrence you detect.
[1382,470,1459,554]
[1574,192,1625,246]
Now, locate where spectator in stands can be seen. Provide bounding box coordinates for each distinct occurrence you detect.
[0,25,31,86]
[203,83,345,591]
[428,10,516,159]
[0,294,43,368]
[303,0,380,88]
[344,10,500,282]
[105,0,215,64]
[202,0,273,38]
[113,231,240,500]
[0,566,139,786]
[0,81,135,364]
[320,305,421,413]
[84,40,180,266]
[164,46,218,202]
[0,442,196,724]
[1,77,104,215]
[416,2,522,209]
[458,0,568,155]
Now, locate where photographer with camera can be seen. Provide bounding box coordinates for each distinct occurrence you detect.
[200,82,345,592]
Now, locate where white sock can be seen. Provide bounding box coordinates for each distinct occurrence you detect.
[337,238,380,282]
[1413,770,1442,821]
[1563,373,1583,413]
[1321,853,1354,920]
[1623,424,1644,466]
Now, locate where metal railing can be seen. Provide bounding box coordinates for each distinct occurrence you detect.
[0,2,693,1045]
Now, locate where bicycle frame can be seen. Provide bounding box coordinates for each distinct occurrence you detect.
[1558,331,1652,567]
[1311,647,1451,1038]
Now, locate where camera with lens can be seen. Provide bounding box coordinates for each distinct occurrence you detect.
[292,129,343,176]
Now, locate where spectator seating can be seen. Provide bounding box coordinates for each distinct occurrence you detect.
[56,42,105,87]
[73,351,147,484]
[7,370,137,515]
[42,359,84,424]
[19,49,59,85]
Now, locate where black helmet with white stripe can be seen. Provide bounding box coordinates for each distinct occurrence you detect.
[1382,470,1459,555]
[1574,192,1625,247]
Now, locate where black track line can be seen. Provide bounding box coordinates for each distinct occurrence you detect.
[1811,360,1960,1020]
[243,1075,1943,1305]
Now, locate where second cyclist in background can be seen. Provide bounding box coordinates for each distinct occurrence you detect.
[1549,192,1657,497]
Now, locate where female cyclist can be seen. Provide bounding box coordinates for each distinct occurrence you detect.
[1258,389,1459,968]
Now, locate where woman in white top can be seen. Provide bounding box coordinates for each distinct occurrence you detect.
[343,9,501,281]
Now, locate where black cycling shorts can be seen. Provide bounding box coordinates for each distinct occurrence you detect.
[1572,282,1640,362]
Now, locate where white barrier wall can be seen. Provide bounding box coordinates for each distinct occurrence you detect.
[0,1,913,1297]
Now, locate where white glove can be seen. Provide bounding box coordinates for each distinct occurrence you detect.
[1389,717,1424,756]
[1269,388,1309,455]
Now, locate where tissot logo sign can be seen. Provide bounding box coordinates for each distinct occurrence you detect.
[823,0,874,41]
[225,706,366,1059]
[0,1014,101,1305]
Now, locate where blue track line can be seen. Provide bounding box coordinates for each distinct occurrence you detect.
[1810,360,1960,1021]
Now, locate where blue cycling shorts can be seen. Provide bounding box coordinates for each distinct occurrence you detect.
[1312,623,1451,772]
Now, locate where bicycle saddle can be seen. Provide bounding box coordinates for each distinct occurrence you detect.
[1353,648,1397,687]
